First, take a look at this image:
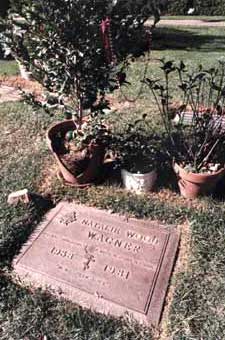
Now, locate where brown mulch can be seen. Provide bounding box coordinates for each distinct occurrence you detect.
[0,76,135,110]
[0,75,42,94]
[0,85,21,103]
[0,76,43,103]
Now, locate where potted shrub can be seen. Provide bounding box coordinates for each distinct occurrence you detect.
[1,0,159,186]
[111,117,159,194]
[46,113,112,186]
[145,59,225,198]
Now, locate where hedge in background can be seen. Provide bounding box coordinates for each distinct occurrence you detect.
[166,0,225,15]
[167,0,189,15]
[196,0,225,16]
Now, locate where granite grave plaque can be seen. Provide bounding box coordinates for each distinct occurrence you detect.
[13,202,180,325]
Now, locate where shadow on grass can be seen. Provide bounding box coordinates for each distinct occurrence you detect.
[156,163,179,192]
[152,26,225,52]
[0,195,54,268]
[211,176,225,201]
[0,273,153,340]
[203,19,225,23]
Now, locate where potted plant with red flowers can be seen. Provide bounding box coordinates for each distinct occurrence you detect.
[145,59,225,198]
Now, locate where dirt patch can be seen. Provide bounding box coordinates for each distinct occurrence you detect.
[0,75,42,94]
[106,93,136,112]
[0,85,21,103]
[0,76,43,103]
[0,76,136,112]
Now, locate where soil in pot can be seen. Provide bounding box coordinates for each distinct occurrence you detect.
[61,142,90,177]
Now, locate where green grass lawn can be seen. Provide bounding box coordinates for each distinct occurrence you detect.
[152,26,225,62]
[1,25,225,339]
[0,60,19,76]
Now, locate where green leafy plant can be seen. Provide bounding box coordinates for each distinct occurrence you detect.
[145,59,225,173]
[1,0,159,153]
[111,116,160,173]
[66,113,112,149]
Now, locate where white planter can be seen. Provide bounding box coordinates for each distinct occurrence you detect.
[121,168,157,194]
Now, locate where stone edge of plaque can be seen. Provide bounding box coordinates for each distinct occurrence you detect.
[146,229,180,324]
[13,201,180,326]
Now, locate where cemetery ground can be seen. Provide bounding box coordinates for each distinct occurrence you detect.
[1,24,225,340]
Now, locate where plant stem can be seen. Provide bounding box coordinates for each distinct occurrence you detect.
[197,139,220,171]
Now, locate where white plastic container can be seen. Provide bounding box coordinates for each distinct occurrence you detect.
[121,168,157,194]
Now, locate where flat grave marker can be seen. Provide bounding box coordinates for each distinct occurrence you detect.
[13,202,180,325]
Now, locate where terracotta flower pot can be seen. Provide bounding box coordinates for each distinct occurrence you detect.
[173,162,225,199]
[46,120,105,186]
[121,168,157,194]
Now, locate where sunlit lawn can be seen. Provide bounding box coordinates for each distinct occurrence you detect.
[0,60,19,76]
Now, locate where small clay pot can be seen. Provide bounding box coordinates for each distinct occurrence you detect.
[173,162,225,199]
[46,120,105,186]
[121,168,157,194]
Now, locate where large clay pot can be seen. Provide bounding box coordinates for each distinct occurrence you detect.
[173,162,225,199]
[121,168,157,194]
[46,120,105,186]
